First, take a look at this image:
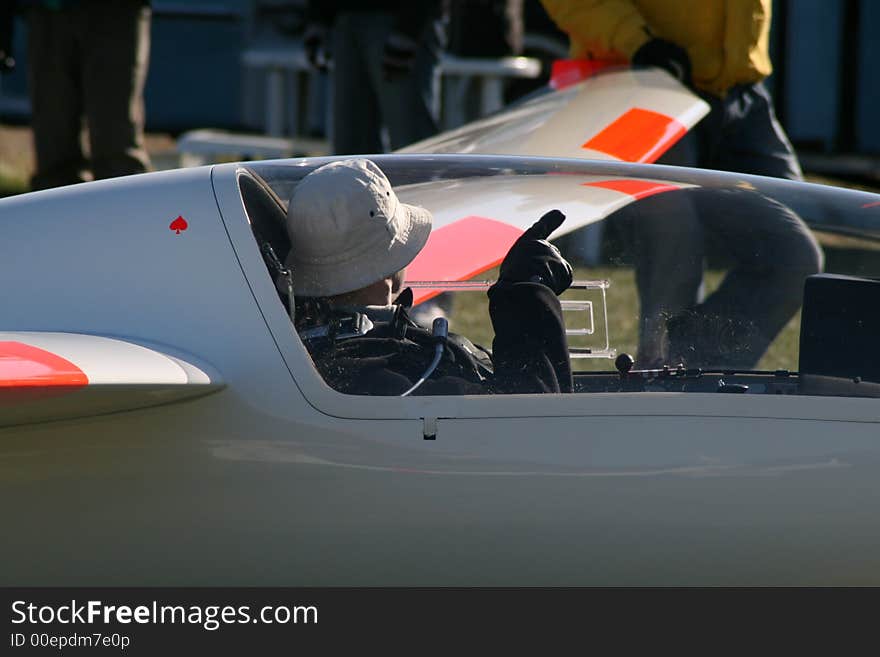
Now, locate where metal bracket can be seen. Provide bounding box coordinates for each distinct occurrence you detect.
[406,279,616,359]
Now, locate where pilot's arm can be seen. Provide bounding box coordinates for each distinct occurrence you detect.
[488,210,574,394]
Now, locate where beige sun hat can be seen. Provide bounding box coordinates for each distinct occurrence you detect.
[284,158,433,297]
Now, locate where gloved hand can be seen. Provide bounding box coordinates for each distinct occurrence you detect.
[303,23,330,71]
[382,31,418,80]
[496,209,572,296]
[632,37,691,86]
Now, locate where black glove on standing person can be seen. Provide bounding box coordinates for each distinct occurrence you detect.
[632,37,692,87]
[488,209,573,394]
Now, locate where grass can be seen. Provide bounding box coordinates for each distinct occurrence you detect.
[444,265,803,372]
[0,163,29,198]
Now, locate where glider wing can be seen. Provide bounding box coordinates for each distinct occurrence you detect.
[0,332,223,427]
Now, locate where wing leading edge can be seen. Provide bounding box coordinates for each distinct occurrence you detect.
[0,332,223,427]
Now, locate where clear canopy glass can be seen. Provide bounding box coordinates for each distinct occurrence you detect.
[242,154,880,397]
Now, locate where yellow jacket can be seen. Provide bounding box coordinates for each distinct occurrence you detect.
[540,0,773,97]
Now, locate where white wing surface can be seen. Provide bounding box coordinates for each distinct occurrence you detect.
[400,67,709,162]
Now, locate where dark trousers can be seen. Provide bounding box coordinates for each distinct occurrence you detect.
[27,0,151,190]
[661,81,803,179]
[632,187,823,369]
[331,11,442,154]
[633,81,823,368]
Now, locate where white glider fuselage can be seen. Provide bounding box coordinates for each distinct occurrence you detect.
[3,157,880,586]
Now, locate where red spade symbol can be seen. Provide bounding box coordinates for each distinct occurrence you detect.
[169,216,188,235]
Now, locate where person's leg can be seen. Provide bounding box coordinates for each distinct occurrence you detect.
[625,114,710,366]
[331,12,384,155]
[629,189,706,366]
[711,81,803,181]
[667,188,823,368]
[26,6,87,190]
[372,14,442,150]
[666,83,818,368]
[81,0,151,180]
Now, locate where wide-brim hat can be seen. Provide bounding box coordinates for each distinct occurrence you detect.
[284,158,433,297]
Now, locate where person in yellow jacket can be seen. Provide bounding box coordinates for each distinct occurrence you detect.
[541,0,822,368]
[542,0,774,97]
[541,0,800,174]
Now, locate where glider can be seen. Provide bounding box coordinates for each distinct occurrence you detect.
[1,66,880,586]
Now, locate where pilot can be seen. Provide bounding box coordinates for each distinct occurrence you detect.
[284,158,574,395]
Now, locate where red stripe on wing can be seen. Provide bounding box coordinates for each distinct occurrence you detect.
[582,179,681,200]
[549,58,625,90]
[582,107,686,163]
[405,216,524,305]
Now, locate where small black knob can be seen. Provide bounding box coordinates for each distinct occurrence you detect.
[718,380,749,394]
[615,352,635,376]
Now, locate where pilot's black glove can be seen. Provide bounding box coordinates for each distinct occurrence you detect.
[632,37,691,87]
[496,209,572,296]
[382,31,418,80]
[303,23,330,71]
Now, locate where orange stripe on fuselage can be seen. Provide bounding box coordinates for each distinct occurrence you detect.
[582,108,686,163]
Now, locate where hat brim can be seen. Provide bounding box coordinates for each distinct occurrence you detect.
[288,202,433,298]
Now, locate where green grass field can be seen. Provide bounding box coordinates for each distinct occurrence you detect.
[0,164,28,198]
